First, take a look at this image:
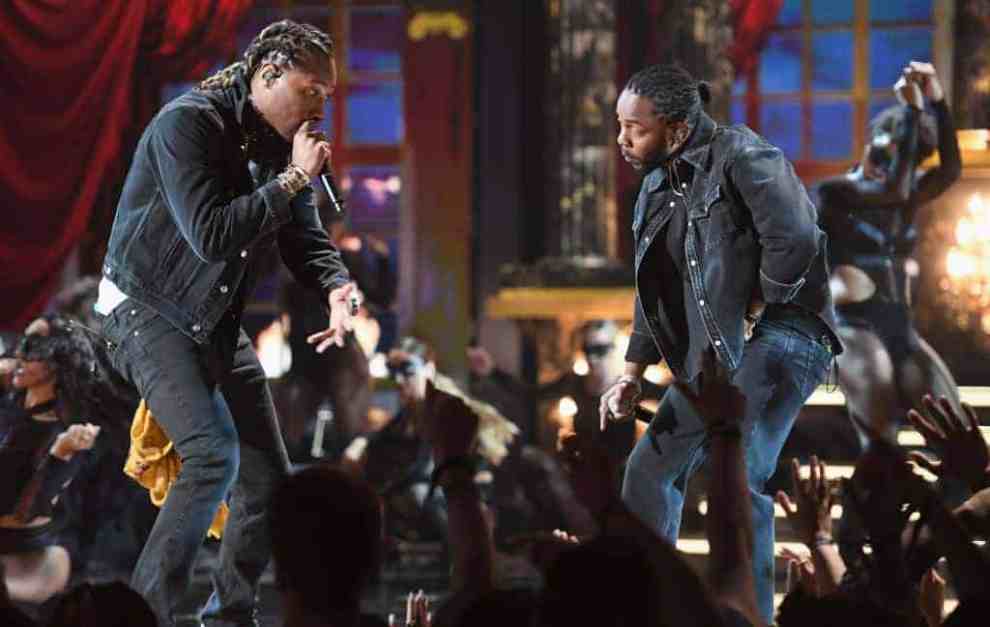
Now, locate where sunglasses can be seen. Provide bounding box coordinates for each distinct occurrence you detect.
[582,343,614,359]
[15,334,55,362]
[387,355,425,382]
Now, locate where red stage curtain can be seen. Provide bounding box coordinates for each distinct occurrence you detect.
[729,0,784,77]
[0,0,250,332]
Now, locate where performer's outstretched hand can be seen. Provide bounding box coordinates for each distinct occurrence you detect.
[307,282,358,353]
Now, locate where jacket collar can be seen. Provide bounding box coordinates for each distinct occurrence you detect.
[228,69,291,166]
[644,112,717,193]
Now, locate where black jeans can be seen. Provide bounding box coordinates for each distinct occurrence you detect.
[101,299,291,627]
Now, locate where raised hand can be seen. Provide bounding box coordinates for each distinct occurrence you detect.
[465,346,495,378]
[907,395,990,493]
[905,60,944,102]
[307,282,357,352]
[894,74,924,110]
[50,423,100,461]
[421,380,478,463]
[918,567,945,627]
[558,431,616,520]
[775,456,833,547]
[674,350,746,429]
[406,590,431,627]
[846,434,930,545]
[782,548,817,597]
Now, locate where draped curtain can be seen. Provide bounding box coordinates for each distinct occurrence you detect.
[0,0,251,331]
[728,0,784,78]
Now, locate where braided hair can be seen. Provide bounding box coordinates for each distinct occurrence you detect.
[200,19,335,91]
[623,64,711,125]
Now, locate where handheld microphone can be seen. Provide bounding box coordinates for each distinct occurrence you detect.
[319,167,345,213]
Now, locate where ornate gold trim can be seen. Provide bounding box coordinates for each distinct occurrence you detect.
[407,11,469,41]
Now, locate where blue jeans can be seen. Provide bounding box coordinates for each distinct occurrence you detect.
[621,319,832,623]
[101,300,291,627]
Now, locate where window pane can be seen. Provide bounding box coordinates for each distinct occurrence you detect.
[733,77,747,96]
[812,31,853,91]
[811,101,853,159]
[290,6,334,34]
[237,8,286,55]
[731,99,746,125]
[346,81,403,144]
[760,101,801,161]
[343,165,401,232]
[869,27,933,89]
[315,99,335,140]
[349,6,403,73]
[776,0,802,26]
[759,32,802,93]
[871,0,932,22]
[812,0,853,25]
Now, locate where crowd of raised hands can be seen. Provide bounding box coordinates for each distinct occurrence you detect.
[774,395,990,626]
[399,366,990,627]
[4,364,988,627]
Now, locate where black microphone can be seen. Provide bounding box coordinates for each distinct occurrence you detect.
[319,167,346,213]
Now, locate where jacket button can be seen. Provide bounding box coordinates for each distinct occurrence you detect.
[219,285,229,294]
[240,250,248,259]
[192,324,202,333]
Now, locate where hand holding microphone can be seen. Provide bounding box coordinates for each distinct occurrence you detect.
[291,121,346,212]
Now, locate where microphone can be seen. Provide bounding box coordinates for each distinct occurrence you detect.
[319,166,346,213]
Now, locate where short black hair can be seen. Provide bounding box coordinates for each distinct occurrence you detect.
[623,64,711,124]
[869,105,939,164]
[269,464,382,616]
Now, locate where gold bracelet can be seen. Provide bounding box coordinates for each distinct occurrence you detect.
[277,164,310,196]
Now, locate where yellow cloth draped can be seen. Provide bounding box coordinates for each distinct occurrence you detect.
[124,400,228,539]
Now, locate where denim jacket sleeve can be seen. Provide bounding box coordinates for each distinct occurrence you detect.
[625,293,663,364]
[728,145,821,304]
[278,186,351,300]
[148,107,294,263]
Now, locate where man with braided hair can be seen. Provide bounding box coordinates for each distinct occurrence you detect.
[96,20,355,626]
[600,64,841,623]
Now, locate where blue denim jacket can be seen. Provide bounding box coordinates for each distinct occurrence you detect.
[625,113,840,377]
[101,73,349,344]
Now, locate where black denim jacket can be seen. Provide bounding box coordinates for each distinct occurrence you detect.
[625,113,840,377]
[101,73,349,344]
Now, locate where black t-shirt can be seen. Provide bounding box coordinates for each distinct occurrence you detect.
[0,396,80,518]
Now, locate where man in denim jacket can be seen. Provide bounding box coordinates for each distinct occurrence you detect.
[600,65,841,622]
[96,21,355,627]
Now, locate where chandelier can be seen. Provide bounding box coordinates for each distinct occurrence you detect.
[937,193,990,336]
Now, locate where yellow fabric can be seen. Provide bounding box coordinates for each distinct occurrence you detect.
[124,400,228,539]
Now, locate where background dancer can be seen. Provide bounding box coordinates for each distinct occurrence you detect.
[816,61,962,441]
[96,20,354,626]
[600,64,840,621]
